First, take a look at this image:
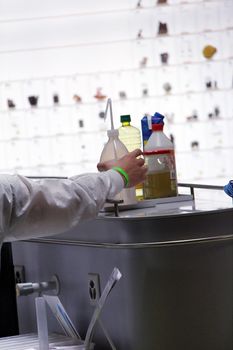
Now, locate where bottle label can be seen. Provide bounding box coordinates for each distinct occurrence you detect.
[143,149,178,199]
[144,150,176,173]
[143,149,174,156]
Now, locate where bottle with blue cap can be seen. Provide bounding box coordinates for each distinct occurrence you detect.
[143,113,178,199]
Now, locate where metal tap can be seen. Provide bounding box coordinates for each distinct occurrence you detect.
[16,274,60,297]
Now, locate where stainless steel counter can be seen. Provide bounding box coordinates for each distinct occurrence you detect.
[11,185,233,350]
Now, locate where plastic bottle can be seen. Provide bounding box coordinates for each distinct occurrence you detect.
[100,129,128,160]
[118,115,141,151]
[143,122,178,199]
[99,99,137,206]
[118,114,143,199]
[141,112,164,147]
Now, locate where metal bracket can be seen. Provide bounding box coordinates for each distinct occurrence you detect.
[106,199,124,217]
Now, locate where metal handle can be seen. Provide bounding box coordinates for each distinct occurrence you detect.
[25,234,233,249]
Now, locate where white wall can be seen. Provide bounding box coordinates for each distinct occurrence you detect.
[0,0,232,183]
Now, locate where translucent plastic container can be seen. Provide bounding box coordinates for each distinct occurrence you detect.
[118,115,143,199]
[99,129,137,206]
[118,115,141,152]
[100,129,129,160]
[143,123,178,199]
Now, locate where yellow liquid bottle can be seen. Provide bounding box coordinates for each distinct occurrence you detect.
[118,115,143,200]
[143,123,178,199]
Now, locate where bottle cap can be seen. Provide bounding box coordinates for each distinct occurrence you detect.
[107,129,119,137]
[120,114,131,123]
[152,123,164,131]
[224,180,233,198]
[153,112,164,124]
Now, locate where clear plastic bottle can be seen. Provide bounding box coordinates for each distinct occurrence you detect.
[118,115,141,151]
[99,129,137,206]
[143,123,178,199]
[118,114,143,199]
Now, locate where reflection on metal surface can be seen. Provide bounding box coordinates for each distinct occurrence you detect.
[25,234,233,249]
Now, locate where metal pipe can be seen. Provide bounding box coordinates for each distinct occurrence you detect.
[178,183,223,190]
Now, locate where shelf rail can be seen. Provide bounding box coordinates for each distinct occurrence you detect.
[178,182,224,199]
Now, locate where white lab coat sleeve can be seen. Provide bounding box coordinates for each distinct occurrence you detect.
[0,170,124,245]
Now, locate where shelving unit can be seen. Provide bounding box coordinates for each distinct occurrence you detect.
[0,0,232,183]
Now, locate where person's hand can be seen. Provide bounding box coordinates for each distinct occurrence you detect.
[97,149,147,187]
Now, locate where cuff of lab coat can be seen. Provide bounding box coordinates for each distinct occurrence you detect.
[106,169,125,195]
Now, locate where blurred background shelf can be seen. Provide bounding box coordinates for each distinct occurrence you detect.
[0,0,232,184]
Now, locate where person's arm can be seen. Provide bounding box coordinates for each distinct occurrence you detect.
[0,149,146,245]
[0,170,124,244]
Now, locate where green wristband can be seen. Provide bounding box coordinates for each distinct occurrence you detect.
[112,167,129,187]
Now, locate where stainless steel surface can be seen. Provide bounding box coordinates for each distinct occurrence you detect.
[99,194,233,218]
[25,233,233,249]
[11,185,233,350]
[102,194,194,216]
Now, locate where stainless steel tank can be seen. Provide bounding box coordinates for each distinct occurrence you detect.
[11,184,233,350]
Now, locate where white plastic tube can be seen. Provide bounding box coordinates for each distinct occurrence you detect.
[84,267,122,348]
[35,297,49,350]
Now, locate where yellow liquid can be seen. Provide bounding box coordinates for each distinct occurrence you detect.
[118,124,143,200]
[135,183,144,200]
[143,171,177,199]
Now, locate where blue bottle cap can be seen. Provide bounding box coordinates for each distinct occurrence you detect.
[152,112,164,124]
[141,117,152,144]
[224,180,233,198]
[141,112,165,145]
